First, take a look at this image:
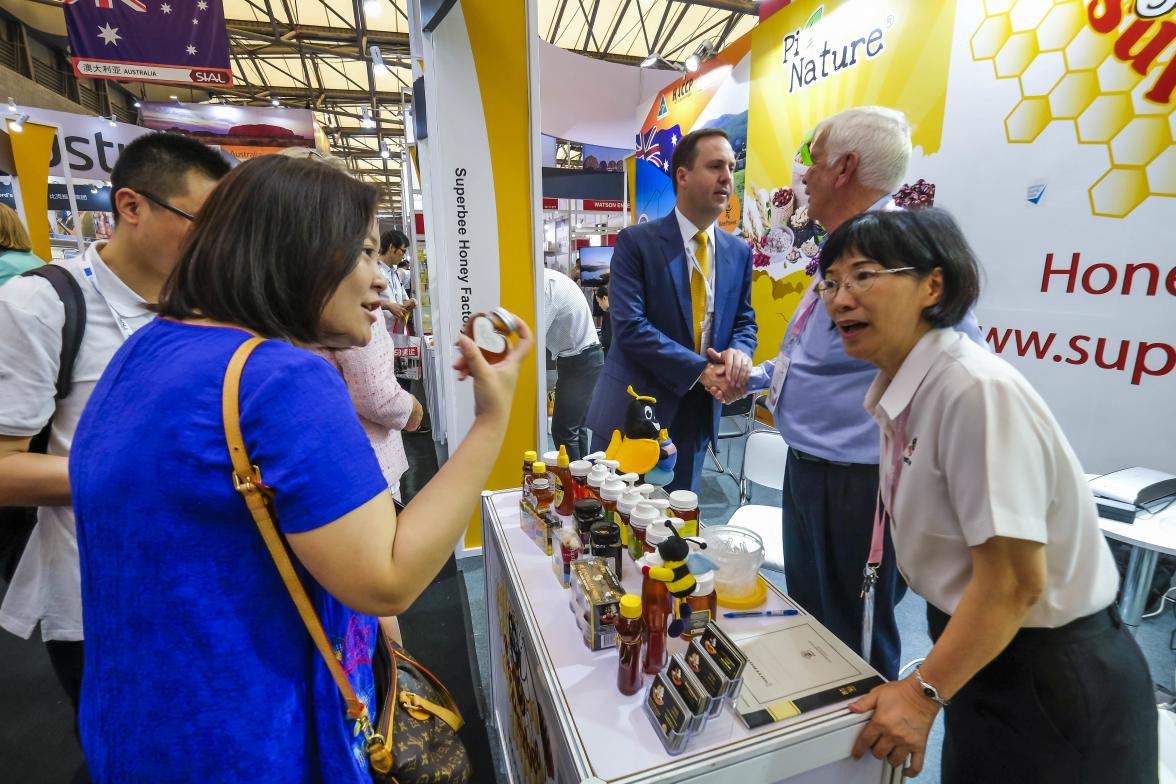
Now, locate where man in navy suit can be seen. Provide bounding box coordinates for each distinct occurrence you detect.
[586,128,757,492]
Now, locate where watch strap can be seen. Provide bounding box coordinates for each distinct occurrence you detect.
[914,666,950,707]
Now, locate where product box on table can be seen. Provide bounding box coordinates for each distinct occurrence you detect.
[644,671,692,755]
[700,621,748,703]
[667,654,711,734]
[570,558,624,651]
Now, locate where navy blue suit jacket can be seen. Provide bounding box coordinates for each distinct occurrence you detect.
[586,213,757,446]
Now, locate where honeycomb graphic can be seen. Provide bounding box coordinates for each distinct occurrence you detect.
[971,0,1176,217]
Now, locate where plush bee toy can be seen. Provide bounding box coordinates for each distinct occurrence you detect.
[605,386,665,476]
[642,527,715,637]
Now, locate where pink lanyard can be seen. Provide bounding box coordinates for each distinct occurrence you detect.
[860,399,916,666]
[869,407,911,564]
[784,279,820,349]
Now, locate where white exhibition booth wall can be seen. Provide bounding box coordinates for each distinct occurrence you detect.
[411,0,1174,559]
[634,0,1176,475]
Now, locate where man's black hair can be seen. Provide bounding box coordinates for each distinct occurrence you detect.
[110,132,230,222]
[380,229,409,255]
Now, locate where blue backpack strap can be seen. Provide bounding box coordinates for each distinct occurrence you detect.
[21,264,87,401]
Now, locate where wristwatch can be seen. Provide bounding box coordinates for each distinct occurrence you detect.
[914,667,950,707]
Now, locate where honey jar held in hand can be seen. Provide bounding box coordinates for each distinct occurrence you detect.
[463,307,520,364]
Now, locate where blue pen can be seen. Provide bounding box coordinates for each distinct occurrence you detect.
[722,609,800,619]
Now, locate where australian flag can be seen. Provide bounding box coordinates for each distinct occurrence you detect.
[636,123,682,175]
[64,0,232,88]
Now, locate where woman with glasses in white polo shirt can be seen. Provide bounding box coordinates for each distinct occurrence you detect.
[814,208,1155,782]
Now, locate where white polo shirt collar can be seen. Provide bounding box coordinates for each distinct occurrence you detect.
[865,328,961,426]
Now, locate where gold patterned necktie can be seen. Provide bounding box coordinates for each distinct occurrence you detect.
[691,229,710,353]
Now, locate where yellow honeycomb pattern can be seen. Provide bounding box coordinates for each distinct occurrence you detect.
[971,0,1176,217]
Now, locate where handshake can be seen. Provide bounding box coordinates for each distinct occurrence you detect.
[700,347,751,404]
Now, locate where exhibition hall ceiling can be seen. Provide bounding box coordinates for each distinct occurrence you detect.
[11,0,757,212]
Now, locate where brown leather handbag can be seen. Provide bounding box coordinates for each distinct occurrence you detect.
[222,336,472,783]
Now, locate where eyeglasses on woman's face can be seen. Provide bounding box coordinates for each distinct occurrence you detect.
[816,265,916,300]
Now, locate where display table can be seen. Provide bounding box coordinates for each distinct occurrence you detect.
[1100,501,1176,631]
[481,489,900,784]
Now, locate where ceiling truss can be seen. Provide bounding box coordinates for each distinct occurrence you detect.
[20,0,759,213]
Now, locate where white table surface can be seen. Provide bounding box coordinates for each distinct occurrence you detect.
[1099,505,1176,557]
[483,489,893,784]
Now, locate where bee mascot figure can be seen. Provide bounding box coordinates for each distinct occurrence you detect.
[605,386,676,485]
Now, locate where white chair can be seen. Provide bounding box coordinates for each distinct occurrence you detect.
[726,430,788,572]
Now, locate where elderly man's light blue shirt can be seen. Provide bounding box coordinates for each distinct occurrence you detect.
[747,198,983,464]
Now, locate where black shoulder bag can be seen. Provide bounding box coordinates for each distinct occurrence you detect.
[0,265,87,582]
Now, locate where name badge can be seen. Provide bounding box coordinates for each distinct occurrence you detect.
[767,350,790,407]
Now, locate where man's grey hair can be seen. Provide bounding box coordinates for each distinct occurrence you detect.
[813,106,912,194]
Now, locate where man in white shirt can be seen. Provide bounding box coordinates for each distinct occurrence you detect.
[377,229,416,325]
[544,267,603,460]
[0,132,228,742]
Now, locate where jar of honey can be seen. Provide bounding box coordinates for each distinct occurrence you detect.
[462,307,519,363]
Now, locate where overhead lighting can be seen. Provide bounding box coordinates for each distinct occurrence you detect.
[363,0,381,18]
[6,97,15,112]
[380,141,391,160]
[133,100,142,108]
[90,184,98,194]
[271,98,281,107]
[108,115,117,127]
[169,95,179,101]
[370,45,389,72]
[361,105,375,129]
[685,39,716,74]
[8,113,28,133]
[640,54,659,68]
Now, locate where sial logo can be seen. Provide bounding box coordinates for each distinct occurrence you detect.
[780,5,893,95]
[1088,1,1176,105]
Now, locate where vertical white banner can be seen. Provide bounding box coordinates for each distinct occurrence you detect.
[412,0,543,551]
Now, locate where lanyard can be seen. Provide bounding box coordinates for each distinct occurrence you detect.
[81,261,137,341]
[784,278,820,352]
[860,390,918,664]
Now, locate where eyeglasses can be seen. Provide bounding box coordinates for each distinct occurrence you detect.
[136,190,195,221]
[816,266,916,300]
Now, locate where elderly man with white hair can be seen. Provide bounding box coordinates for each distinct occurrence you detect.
[742,107,981,680]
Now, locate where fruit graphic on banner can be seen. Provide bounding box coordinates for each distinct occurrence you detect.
[743,0,958,364]
[970,0,1176,218]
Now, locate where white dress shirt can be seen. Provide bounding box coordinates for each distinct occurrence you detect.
[674,208,717,354]
[543,268,598,358]
[865,328,1119,627]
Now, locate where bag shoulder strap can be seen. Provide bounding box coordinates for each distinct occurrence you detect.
[22,265,87,400]
[221,336,368,722]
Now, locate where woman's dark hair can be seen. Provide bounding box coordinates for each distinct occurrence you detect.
[158,154,379,342]
[818,208,981,328]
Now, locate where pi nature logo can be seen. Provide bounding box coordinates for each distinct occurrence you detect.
[971,0,1176,218]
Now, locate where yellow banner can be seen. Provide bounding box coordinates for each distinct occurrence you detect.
[8,119,57,261]
[461,0,540,549]
[744,0,957,362]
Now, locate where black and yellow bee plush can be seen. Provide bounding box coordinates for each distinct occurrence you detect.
[604,385,663,475]
[641,528,714,638]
